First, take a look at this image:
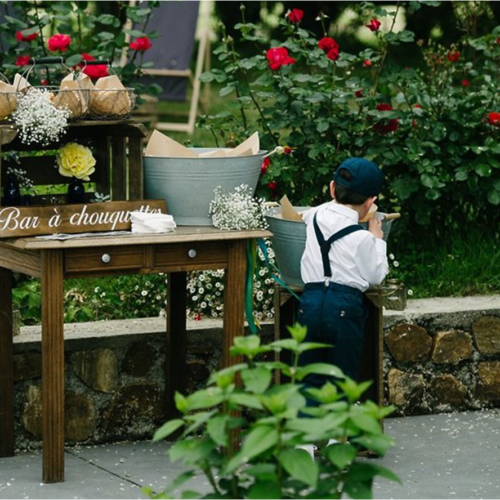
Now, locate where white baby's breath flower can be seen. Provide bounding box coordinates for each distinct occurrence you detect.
[12,88,70,146]
[209,184,269,230]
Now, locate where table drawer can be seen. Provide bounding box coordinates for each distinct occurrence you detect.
[65,246,145,273]
[155,241,229,268]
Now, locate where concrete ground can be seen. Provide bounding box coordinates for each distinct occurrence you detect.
[1,409,500,499]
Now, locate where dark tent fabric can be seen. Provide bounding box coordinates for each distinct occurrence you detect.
[136,1,200,101]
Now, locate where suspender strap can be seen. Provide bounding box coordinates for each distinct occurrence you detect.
[313,213,365,278]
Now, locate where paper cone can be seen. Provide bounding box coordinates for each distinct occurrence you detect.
[13,73,30,92]
[53,72,89,118]
[145,130,197,157]
[145,132,260,158]
[0,80,17,120]
[89,75,132,116]
[279,195,304,221]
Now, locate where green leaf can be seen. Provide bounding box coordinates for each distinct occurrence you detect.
[169,438,214,465]
[225,426,278,473]
[242,366,272,393]
[219,84,235,97]
[206,415,229,447]
[349,413,382,434]
[186,388,224,411]
[278,449,319,487]
[175,392,189,414]
[248,480,282,499]
[475,163,492,177]
[324,442,357,470]
[296,363,344,381]
[487,190,500,205]
[229,392,264,410]
[152,419,184,441]
[287,323,307,343]
[354,433,395,456]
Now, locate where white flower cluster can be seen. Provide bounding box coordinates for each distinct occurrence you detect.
[209,184,269,230]
[12,88,70,146]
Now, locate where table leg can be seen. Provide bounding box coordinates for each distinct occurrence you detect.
[41,250,65,483]
[166,271,187,417]
[0,266,14,457]
[222,239,247,367]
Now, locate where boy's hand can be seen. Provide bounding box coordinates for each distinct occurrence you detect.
[368,217,384,239]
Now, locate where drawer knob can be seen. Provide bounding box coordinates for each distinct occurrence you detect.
[188,249,197,259]
[101,254,111,264]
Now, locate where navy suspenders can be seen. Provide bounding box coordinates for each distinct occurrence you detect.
[313,213,365,278]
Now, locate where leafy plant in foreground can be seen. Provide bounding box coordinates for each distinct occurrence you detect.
[148,324,398,499]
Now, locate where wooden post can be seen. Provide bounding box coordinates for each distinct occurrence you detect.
[128,137,143,201]
[0,266,14,457]
[41,250,65,483]
[111,137,127,201]
[166,271,187,417]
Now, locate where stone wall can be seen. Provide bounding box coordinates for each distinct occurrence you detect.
[384,296,500,416]
[9,295,500,449]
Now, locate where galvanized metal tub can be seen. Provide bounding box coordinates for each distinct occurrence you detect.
[265,207,394,288]
[144,149,266,226]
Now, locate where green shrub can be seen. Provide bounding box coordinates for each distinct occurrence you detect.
[147,325,398,499]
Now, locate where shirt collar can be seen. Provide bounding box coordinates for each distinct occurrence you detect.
[325,201,360,222]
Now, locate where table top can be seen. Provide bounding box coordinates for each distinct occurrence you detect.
[0,226,272,251]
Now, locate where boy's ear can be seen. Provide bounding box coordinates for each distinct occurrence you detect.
[330,181,335,198]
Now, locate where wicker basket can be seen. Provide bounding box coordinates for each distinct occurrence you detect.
[88,88,136,119]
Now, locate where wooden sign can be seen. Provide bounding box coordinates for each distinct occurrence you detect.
[0,200,167,238]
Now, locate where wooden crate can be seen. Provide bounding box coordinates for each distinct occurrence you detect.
[0,120,147,206]
[273,284,384,406]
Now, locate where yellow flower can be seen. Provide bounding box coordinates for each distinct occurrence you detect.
[57,142,96,181]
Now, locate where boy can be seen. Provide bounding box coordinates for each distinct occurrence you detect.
[298,157,388,396]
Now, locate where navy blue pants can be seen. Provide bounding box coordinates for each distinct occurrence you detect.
[297,282,367,397]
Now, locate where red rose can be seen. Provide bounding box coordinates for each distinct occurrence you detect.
[414,103,423,109]
[364,59,373,67]
[487,112,500,126]
[287,8,304,24]
[355,89,363,98]
[268,181,278,191]
[261,157,270,175]
[497,37,500,45]
[461,79,470,87]
[326,47,340,61]
[266,47,296,70]
[40,79,48,86]
[318,37,337,53]
[447,51,460,62]
[284,146,293,155]
[129,37,152,52]
[365,19,381,32]
[79,53,109,81]
[16,30,38,42]
[47,34,71,52]
[374,103,399,134]
[15,55,30,67]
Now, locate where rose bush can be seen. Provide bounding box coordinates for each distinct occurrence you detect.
[0,1,161,97]
[200,1,500,244]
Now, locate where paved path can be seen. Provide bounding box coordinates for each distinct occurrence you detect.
[1,410,500,499]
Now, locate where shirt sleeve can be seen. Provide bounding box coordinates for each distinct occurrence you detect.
[354,233,389,286]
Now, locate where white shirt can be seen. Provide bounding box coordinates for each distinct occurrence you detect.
[300,202,388,292]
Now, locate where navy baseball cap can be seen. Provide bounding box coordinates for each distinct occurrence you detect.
[333,157,383,197]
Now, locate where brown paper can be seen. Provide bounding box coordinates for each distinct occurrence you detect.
[145,131,260,158]
[359,203,378,223]
[89,74,132,116]
[279,195,304,221]
[145,130,198,157]
[13,73,30,92]
[0,80,17,120]
[53,72,89,118]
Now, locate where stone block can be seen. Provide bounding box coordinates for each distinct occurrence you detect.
[472,316,500,355]
[122,342,156,377]
[65,393,96,442]
[72,348,119,393]
[14,352,42,381]
[385,323,432,363]
[102,382,163,433]
[22,386,95,442]
[186,358,210,393]
[387,368,425,409]
[476,361,500,400]
[430,374,467,404]
[431,330,472,364]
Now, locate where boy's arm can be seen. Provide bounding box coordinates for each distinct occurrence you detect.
[355,234,389,286]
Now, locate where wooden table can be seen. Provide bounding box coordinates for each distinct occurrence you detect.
[0,227,270,483]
